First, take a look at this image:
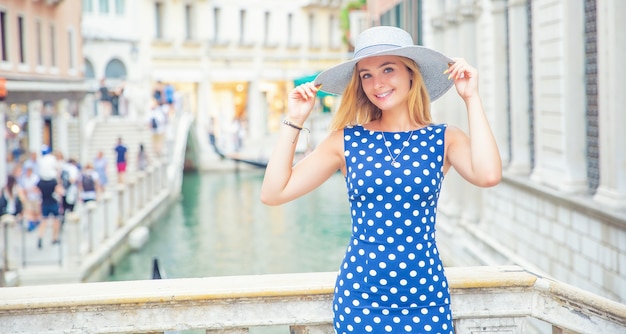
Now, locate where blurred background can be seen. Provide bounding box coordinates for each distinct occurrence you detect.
[0,0,624,311]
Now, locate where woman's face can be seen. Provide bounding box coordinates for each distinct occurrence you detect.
[356,55,412,112]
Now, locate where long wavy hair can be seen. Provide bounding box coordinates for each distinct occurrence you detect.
[328,56,432,131]
[4,175,17,198]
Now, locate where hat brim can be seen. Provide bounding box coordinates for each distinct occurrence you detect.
[314,46,454,101]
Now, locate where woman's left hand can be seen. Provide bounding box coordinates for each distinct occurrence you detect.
[446,58,479,100]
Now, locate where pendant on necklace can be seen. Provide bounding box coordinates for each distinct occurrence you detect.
[381,130,414,169]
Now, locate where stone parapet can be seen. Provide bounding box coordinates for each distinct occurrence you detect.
[0,266,624,333]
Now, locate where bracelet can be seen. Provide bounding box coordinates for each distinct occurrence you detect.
[283,119,310,144]
[283,119,309,132]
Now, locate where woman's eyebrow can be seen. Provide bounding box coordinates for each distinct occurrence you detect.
[359,61,396,73]
[358,61,397,73]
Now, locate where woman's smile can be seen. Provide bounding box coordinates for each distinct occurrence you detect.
[375,89,394,99]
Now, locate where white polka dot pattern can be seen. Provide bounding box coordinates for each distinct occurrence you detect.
[334,124,453,334]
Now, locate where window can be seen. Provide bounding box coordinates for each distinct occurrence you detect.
[287,13,294,47]
[68,29,75,70]
[36,20,43,66]
[17,16,25,64]
[105,58,126,78]
[264,11,270,46]
[50,24,56,67]
[0,11,7,61]
[329,15,339,48]
[213,7,221,43]
[184,4,193,40]
[99,0,109,14]
[83,0,93,13]
[584,0,599,192]
[84,58,95,78]
[239,9,246,44]
[308,14,317,48]
[155,2,164,39]
[115,0,124,15]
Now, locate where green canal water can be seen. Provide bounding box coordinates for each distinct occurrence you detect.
[108,169,351,281]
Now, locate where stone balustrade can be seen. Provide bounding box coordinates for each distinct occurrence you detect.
[0,159,172,286]
[0,266,624,333]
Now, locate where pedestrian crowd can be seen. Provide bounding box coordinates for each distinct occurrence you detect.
[1,80,179,250]
[150,81,180,157]
[1,146,104,249]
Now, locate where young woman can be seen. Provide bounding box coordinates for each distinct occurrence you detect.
[261,26,501,333]
[0,175,23,217]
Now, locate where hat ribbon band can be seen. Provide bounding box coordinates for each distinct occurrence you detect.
[354,44,404,58]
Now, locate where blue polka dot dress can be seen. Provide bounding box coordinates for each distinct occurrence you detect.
[334,124,454,334]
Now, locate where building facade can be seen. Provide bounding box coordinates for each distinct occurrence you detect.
[0,0,87,180]
[82,0,349,168]
[366,0,626,304]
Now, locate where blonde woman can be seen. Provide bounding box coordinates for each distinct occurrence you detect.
[261,26,501,333]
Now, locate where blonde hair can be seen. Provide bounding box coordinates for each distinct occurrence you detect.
[328,57,432,131]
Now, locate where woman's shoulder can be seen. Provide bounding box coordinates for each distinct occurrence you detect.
[441,123,467,143]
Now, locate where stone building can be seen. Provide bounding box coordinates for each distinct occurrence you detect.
[0,0,87,180]
[366,0,626,304]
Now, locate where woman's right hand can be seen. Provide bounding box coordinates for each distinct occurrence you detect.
[287,82,320,124]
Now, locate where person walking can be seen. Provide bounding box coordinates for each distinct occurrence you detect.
[37,145,59,182]
[137,143,149,171]
[148,99,166,157]
[0,175,23,218]
[60,157,80,215]
[79,163,99,203]
[114,137,128,184]
[93,150,108,192]
[19,165,41,232]
[36,173,62,248]
[260,26,502,334]
[98,78,111,117]
[21,151,39,177]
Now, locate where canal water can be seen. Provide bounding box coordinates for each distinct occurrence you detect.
[108,168,351,281]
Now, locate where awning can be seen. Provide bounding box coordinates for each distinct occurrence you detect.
[293,73,334,98]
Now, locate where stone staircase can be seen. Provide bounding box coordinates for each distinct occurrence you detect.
[84,117,155,183]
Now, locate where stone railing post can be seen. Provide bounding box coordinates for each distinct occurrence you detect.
[158,161,165,191]
[137,172,145,208]
[145,166,153,200]
[102,192,112,239]
[1,214,16,271]
[151,162,159,192]
[117,184,125,227]
[127,176,136,215]
[64,212,81,268]
[85,201,98,253]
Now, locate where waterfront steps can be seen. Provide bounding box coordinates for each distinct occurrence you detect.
[0,266,624,333]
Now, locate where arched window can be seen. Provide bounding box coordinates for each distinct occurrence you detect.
[84,58,95,78]
[104,58,127,79]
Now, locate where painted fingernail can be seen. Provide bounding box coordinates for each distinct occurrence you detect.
[448,74,452,80]
[443,69,449,74]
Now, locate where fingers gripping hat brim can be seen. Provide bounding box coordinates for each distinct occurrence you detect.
[314,26,454,101]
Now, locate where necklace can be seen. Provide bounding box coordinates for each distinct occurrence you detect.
[380,130,414,168]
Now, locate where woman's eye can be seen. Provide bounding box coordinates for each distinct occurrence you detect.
[384,67,394,73]
[361,73,371,79]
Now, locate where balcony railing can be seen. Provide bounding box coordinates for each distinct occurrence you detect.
[0,266,624,333]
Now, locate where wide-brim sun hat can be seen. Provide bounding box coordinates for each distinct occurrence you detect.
[314,26,454,101]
